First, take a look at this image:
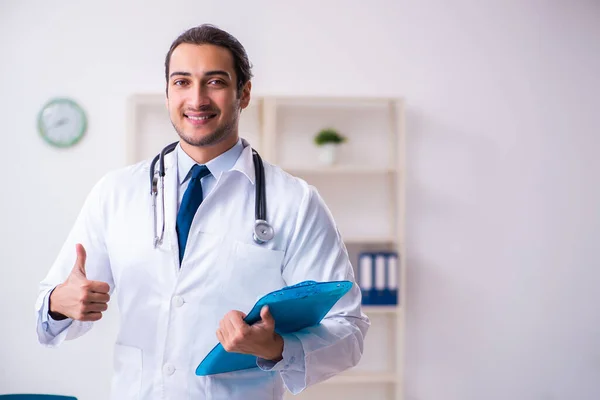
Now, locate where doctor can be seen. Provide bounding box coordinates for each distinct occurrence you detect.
[36,24,370,399]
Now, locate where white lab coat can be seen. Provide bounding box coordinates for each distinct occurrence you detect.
[36,139,370,400]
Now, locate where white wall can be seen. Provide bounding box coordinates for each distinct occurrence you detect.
[1,1,599,399]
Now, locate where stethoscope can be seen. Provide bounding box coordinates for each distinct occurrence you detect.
[150,141,275,248]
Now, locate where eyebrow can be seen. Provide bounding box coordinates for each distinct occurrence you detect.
[169,70,231,80]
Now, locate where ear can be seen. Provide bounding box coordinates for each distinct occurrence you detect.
[239,81,252,110]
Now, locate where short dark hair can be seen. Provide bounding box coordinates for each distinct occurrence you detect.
[164,24,253,96]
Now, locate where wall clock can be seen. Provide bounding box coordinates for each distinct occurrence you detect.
[38,98,87,148]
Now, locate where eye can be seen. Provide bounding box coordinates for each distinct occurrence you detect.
[173,79,189,86]
[208,79,226,86]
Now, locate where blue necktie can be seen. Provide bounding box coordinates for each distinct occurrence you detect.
[177,164,211,264]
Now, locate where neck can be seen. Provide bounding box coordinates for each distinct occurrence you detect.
[180,134,239,164]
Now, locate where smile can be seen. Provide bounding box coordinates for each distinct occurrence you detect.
[185,113,217,120]
[187,115,216,120]
[184,112,218,125]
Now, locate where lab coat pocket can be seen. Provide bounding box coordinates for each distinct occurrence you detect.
[222,240,285,311]
[206,367,278,400]
[110,343,142,400]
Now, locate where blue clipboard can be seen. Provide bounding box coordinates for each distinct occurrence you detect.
[195,280,353,376]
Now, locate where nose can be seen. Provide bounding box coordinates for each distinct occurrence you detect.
[189,84,211,109]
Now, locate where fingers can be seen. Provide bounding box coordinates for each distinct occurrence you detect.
[85,292,110,303]
[217,319,231,350]
[85,280,110,294]
[73,300,109,320]
[83,302,109,313]
[260,305,270,320]
[78,290,110,315]
[73,302,108,321]
[79,285,110,314]
[80,312,103,322]
[259,306,275,330]
[228,310,247,331]
[216,328,224,344]
[220,310,247,334]
[73,244,87,277]
[222,315,237,340]
[218,310,251,352]
[216,308,281,359]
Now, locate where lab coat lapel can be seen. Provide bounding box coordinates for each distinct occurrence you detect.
[163,149,181,274]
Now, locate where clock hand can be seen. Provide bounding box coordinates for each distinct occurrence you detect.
[49,117,69,129]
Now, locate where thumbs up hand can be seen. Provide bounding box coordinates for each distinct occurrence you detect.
[48,244,111,322]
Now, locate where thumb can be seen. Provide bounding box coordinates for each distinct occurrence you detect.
[259,306,275,330]
[72,243,87,278]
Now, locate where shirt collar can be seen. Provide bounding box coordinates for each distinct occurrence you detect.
[177,138,245,185]
[230,138,258,185]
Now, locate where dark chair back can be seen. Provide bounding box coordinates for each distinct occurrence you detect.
[0,396,77,400]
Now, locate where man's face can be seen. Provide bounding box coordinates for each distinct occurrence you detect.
[166,43,250,147]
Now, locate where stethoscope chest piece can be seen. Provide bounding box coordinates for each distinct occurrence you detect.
[253,219,274,244]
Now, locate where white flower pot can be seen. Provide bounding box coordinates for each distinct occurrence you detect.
[318,143,338,165]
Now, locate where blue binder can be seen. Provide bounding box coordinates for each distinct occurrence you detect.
[195,280,353,376]
[358,251,399,306]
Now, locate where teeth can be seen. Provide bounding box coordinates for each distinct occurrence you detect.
[188,115,213,121]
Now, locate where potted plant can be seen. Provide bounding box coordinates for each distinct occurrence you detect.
[314,128,347,165]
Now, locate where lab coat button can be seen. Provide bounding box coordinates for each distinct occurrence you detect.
[163,363,175,375]
[172,296,184,307]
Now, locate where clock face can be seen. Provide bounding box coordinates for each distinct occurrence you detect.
[38,98,87,148]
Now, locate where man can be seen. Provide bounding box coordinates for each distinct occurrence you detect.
[36,24,370,399]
